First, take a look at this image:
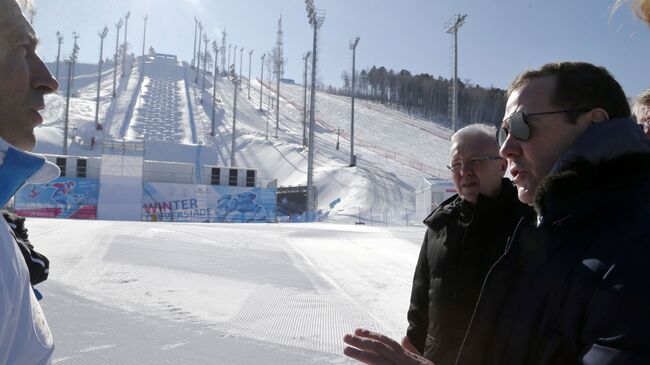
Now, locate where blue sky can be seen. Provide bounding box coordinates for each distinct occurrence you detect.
[33,0,649,97]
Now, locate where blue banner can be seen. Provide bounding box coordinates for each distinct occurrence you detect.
[14,177,99,219]
[142,182,277,223]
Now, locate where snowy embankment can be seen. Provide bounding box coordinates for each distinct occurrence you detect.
[33,219,423,364]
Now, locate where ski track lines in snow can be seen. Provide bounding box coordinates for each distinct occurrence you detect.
[30,219,418,363]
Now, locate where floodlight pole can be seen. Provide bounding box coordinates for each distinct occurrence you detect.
[247,49,253,99]
[95,26,109,130]
[196,22,203,83]
[230,77,240,167]
[64,60,72,155]
[71,32,79,90]
[302,51,311,147]
[305,0,325,220]
[55,31,63,82]
[227,44,232,70]
[259,53,265,110]
[112,18,123,97]
[202,34,209,94]
[349,36,360,167]
[221,31,226,74]
[122,11,130,77]
[274,16,283,139]
[446,14,466,132]
[142,15,148,60]
[238,47,244,88]
[192,17,198,69]
[211,41,219,136]
[275,61,281,138]
[63,43,79,155]
[233,46,237,78]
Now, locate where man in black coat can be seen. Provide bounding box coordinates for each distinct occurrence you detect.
[343,62,650,365]
[403,124,533,364]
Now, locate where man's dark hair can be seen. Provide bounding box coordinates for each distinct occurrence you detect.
[508,62,631,122]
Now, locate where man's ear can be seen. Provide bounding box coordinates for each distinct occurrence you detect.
[587,107,610,123]
[499,158,507,175]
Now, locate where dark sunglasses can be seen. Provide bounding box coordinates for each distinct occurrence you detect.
[497,109,589,147]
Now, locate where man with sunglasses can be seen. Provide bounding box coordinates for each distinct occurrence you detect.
[403,124,532,364]
[344,62,650,364]
[453,61,650,364]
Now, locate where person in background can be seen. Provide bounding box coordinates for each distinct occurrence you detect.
[617,0,650,24]
[403,124,532,364]
[0,0,60,364]
[632,88,650,136]
[344,61,650,365]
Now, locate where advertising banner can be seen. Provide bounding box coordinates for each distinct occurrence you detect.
[142,182,276,223]
[14,177,99,219]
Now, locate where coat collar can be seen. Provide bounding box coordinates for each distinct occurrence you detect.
[423,178,521,231]
[0,138,59,207]
[535,118,650,222]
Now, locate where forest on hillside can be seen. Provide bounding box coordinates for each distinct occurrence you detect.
[329,66,508,128]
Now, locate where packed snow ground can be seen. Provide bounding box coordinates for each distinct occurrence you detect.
[34,219,424,364]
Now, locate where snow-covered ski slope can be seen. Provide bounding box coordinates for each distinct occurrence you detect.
[36,56,453,223]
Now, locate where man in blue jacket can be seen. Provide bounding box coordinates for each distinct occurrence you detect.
[0,0,60,364]
[344,62,650,364]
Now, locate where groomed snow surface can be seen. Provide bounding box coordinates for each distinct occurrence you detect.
[36,220,423,364]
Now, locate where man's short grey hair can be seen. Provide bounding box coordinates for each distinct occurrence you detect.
[0,0,33,59]
[451,123,498,146]
[632,88,650,121]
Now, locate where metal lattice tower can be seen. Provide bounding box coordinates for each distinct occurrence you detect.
[445,14,466,132]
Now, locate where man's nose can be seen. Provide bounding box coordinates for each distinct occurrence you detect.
[499,133,520,160]
[31,55,59,94]
[459,162,474,176]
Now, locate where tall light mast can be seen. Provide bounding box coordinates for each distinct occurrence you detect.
[445,14,467,132]
[305,0,325,220]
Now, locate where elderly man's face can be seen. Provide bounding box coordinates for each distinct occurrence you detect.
[449,135,506,204]
[499,76,590,205]
[0,1,58,151]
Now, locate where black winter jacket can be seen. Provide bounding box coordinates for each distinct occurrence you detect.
[2,211,49,285]
[406,178,533,364]
[457,119,650,365]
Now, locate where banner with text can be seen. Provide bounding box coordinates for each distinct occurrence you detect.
[14,177,99,219]
[142,182,277,223]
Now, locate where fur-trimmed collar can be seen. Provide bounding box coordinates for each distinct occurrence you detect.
[536,118,650,222]
[535,153,650,221]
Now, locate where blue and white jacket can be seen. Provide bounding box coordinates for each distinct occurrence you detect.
[0,138,59,365]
